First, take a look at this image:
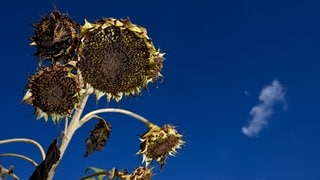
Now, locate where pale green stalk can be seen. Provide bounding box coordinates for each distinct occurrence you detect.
[79,108,153,128]
[47,93,89,179]
[0,153,38,167]
[0,138,45,160]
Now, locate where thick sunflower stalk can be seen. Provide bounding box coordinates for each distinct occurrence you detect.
[0,9,184,180]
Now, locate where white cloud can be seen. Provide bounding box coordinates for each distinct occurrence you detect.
[242,80,286,137]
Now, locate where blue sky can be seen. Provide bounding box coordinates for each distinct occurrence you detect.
[1,0,320,179]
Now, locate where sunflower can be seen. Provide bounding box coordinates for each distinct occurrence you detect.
[23,66,81,123]
[128,166,153,180]
[30,9,79,65]
[77,18,164,102]
[137,124,184,169]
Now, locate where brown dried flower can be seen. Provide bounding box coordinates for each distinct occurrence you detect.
[23,65,81,123]
[30,9,79,65]
[77,18,164,102]
[128,166,153,180]
[137,124,184,169]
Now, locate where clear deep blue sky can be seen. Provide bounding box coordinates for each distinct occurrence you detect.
[1,0,320,179]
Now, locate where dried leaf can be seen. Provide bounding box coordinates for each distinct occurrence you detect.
[84,117,111,157]
[83,167,107,180]
[29,138,60,180]
[81,167,128,180]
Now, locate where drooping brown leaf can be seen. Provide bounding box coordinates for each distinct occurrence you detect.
[84,117,111,157]
[29,138,60,180]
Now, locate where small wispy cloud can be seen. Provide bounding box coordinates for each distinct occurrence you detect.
[242,79,286,137]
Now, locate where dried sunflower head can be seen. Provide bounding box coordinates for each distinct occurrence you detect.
[111,166,153,180]
[77,18,164,102]
[128,166,153,180]
[137,124,184,169]
[30,9,79,65]
[23,65,81,123]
